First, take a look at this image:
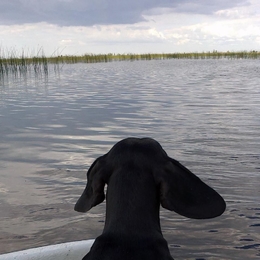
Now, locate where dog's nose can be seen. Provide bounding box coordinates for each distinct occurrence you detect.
[74,190,88,213]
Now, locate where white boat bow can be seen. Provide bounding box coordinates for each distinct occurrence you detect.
[0,239,95,260]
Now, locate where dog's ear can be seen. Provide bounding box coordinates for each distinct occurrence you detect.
[156,157,226,219]
[74,155,108,213]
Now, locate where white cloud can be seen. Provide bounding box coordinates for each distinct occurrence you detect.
[0,1,260,55]
[0,0,249,26]
[215,0,260,19]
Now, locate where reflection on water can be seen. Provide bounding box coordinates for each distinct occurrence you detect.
[0,59,260,259]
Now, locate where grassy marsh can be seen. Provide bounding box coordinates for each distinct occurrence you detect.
[1,49,260,79]
[48,50,260,64]
[0,48,49,79]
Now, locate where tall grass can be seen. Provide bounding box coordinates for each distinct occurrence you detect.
[48,50,260,63]
[0,47,48,81]
[1,49,260,80]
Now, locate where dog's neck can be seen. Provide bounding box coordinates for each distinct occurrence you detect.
[102,170,162,236]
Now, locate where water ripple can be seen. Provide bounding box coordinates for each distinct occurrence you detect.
[0,59,260,258]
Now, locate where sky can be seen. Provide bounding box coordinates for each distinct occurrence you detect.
[0,0,260,56]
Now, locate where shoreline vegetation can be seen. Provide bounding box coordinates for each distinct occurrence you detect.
[1,49,260,79]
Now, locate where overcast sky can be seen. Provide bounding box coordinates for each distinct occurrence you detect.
[1,0,260,56]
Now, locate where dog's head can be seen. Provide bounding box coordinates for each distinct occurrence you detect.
[74,138,226,219]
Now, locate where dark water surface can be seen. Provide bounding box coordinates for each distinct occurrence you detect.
[0,59,260,259]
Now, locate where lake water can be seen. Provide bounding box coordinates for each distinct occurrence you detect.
[0,59,259,259]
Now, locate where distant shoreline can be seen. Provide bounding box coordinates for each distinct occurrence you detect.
[1,50,259,78]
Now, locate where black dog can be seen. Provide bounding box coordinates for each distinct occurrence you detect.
[75,137,226,260]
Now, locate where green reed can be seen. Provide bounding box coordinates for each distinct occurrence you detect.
[47,50,260,64]
[1,49,260,80]
[0,47,49,80]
